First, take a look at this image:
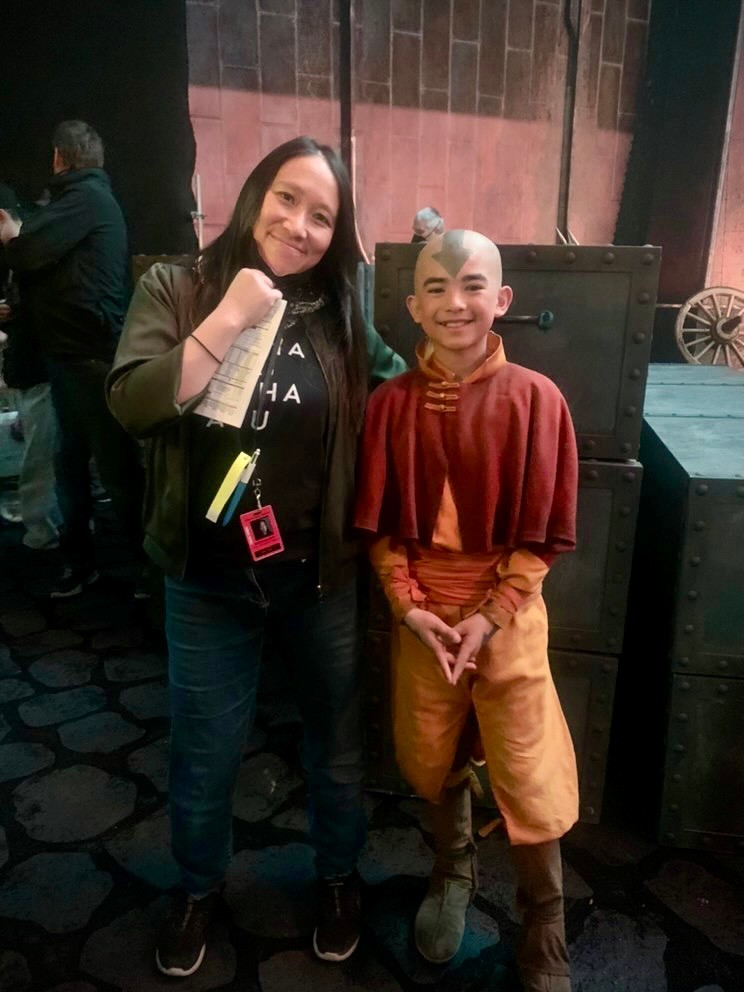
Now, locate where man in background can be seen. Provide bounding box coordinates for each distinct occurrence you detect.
[0,121,145,597]
[0,183,60,550]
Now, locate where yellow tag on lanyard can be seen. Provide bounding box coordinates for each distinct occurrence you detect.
[206,451,252,523]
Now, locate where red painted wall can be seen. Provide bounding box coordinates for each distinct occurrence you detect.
[186,0,651,256]
[708,18,744,290]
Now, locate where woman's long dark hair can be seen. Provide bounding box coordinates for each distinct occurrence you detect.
[193,136,368,431]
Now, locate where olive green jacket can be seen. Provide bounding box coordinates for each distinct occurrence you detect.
[106,263,406,589]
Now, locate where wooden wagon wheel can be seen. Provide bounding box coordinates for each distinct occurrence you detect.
[675,286,744,367]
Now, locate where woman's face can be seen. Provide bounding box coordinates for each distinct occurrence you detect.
[253,154,339,276]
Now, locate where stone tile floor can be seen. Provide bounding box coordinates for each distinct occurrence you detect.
[1,505,743,992]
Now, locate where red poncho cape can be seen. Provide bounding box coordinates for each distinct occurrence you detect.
[354,337,578,556]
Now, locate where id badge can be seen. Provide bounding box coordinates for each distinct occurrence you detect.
[240,506,284,561]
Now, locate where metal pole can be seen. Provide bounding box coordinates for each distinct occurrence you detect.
[339,0,353,173]
[191,172,204,250]
[556,0,582,241]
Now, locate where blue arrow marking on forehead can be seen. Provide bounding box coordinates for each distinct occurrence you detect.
[431,230,473,278]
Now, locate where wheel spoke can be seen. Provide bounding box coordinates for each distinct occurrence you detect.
[712,343,723,365]
[681,332,711,344]
[698,298,717,321]
[694,340,715,361]
[687,310,712,327]
[731,340,744,366]
[710,293,723,319]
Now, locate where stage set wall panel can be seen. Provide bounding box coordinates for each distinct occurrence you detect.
[184,0,652,256]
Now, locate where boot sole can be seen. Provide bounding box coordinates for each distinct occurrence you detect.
[312,928,359,962]
[50,570,100,599]
[155,944,206,977]
[414,935,460,965]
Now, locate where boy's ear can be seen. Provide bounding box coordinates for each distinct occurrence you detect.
[406,294,421,325]
[493,284,513,320]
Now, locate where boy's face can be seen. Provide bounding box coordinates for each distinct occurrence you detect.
[406,230,512,357]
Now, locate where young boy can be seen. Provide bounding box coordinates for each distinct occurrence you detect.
[355,230,579,991]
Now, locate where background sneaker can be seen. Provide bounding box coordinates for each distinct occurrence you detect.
[133,562,157,600]
[156,891,218,978]
[313,872,361,962]
[50,567,100,599]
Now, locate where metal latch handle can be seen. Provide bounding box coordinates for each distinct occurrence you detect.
[498,309,555,331]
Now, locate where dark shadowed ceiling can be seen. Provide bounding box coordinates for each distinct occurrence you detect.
[1,0,197,254]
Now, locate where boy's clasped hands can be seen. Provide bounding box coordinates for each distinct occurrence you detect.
[403,608,497,685]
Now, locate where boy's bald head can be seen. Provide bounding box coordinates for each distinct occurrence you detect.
[406,228,513,371]
[415,229,503,289]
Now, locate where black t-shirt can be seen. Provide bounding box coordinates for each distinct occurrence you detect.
[189,311,328,565]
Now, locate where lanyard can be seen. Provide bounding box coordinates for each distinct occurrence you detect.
[221,448,261,525]
[206,314,286,526]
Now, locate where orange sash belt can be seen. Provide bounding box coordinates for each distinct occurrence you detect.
[408,544,502,607]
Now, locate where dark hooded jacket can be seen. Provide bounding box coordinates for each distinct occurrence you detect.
[3,168,129,362]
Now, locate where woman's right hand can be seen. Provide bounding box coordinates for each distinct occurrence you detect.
[214,268,282,335]
[177,268,282,405]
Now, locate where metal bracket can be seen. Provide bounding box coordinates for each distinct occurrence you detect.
[499,309,555,331]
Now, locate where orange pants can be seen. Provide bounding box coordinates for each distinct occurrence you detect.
[392,595,579,845]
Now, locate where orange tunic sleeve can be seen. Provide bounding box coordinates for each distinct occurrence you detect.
[368,536,425,621]
[476,548,553,629]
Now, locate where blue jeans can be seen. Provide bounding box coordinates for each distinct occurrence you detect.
[165,559,366,895]
[15,383,61,549]
[47,358,145,572]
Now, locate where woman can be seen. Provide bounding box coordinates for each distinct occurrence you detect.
[107,137,405,978]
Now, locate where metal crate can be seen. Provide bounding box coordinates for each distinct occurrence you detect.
[546,460,642,654]
[644,383,744,419]
[646,363,744,386]
[642,416,744,675]
[618,410,744,851]
[659,673,744,852]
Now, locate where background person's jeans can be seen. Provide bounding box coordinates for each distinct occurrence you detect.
[15,382,61,549]
[47,358,145,572]
[165,560,367,896]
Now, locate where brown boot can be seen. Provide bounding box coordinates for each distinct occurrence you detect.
[415,770,478,963]
[509,840,571,992]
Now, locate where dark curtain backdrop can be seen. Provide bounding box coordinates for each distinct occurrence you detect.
[1,0,197,254]
[614,0,742,361]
